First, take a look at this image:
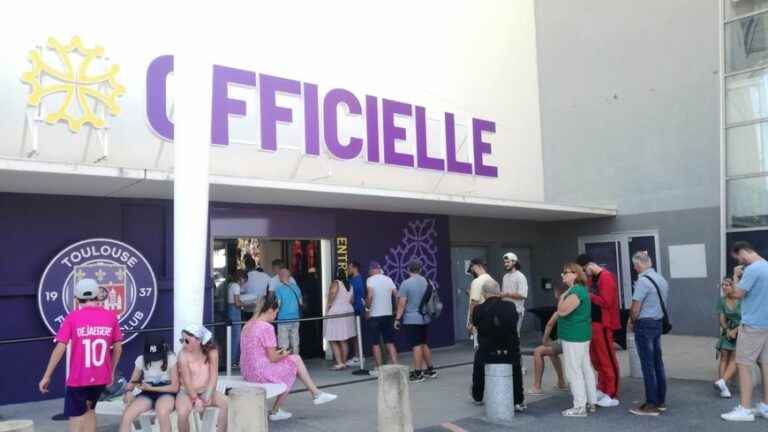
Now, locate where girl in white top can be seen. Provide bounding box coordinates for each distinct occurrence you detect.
[120,335,178,432]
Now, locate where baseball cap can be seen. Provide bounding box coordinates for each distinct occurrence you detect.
[369,261,382,270]
[182,323,213,344]
[75,278,99,300]
[503,252,518,262]
[466,257,487,274]
[144,334,166,363]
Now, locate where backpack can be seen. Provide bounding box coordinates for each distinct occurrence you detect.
[419,279,443,320]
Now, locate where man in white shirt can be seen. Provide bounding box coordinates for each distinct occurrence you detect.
[467,258,496,349]
[242,257,271,317]
[501,252,529,336]
[366,261,399,375]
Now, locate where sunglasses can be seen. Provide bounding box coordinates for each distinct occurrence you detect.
[178,337,194,345]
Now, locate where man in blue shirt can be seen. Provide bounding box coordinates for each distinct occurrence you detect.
[275,267,303,354]
[346,261,365,366]
[722,241,768,422]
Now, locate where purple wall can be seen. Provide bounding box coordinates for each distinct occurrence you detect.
[0,193,453,405]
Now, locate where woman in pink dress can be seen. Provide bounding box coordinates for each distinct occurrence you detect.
[324,276,357,370]
[240,296,338,421]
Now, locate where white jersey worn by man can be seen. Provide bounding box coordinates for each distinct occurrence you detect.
[502,270,528,334]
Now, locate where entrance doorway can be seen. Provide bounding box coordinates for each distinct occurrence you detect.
[450,246,488,342]
[211,238,326,361]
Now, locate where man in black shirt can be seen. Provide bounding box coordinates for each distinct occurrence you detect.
[471,278,525,410]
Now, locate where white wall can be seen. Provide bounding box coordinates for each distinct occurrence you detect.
[0,1,544,203]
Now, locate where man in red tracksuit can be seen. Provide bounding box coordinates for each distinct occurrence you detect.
[577,254,621,407]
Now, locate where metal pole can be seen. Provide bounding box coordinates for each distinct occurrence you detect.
[356,315,365,371]
[226,325,232,378]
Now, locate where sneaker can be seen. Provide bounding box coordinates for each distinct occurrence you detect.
[368,369,379,377]
[424,367,438,379]
[715,379,732,398]
[721,405,755,421]
[562,406,587,417]
[630,404,661,416]
[755,402,768,419]
[346,357,360,366]
[527,388,545,396]
[596,396,620,408]
[313,392,338,405]
[409,371,425,383]
[269,409,293,421]
[596,389,607,400]
[657,404,667,412]
[586,403,597,414]
[514,403,527,413]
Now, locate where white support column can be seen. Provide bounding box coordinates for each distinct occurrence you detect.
[173,42,212,351]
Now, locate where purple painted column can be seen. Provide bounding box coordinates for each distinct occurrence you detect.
[211,65,256,146]
[382,99,414,168]
[304,82,320,156]
[472,118,498,177]
[414,106,445,171]
[366,95,380,163]
[444,112,472,174]
[323,89,363,159]
[259,74,301,151]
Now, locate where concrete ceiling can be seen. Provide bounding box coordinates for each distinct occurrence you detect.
[0,160,616,222]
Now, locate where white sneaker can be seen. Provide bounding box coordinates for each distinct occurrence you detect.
[715,379,731,398]
[595,390,607,400]
[368,369,379,377]
[346,357,360,366]
[756,402,768,419]
[721,405,755,422]
[313,392,338,405]
[596,396,620,408]
[269,409,293,421]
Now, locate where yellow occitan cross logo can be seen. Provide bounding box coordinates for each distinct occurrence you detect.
[21,36,125,133]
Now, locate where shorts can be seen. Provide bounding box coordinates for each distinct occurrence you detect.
[404,324,429,347]
[137,389,176,404]
[736,325,768,365]
[64,385,106,417]
[550,340,563,355]
[368,315,395,345]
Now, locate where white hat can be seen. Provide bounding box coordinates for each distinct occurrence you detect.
[503,252,518,262]
[75,278,99,300]
[182,323,213,345]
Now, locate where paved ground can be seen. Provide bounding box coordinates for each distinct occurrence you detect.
[2,334,759,431]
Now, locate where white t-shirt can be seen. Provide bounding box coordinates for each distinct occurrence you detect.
[468,273,495,324]
[367,273,397,317]
[135,353,177,385]
[227,282,241,304]
[242,271,271,304]
[268,274,296,292]
[502,271,528,314]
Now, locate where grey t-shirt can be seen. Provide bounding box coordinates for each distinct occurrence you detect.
[632,269,669,320]
[400,275,431,325]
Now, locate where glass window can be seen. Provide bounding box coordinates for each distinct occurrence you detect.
[726,0,768,20]
[727,121,768,176]
[726,68,768,124]
[726,12,768,73]
[728,176,768,227]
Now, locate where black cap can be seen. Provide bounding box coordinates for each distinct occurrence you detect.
[466,257,487,275]
[144,334,166,363]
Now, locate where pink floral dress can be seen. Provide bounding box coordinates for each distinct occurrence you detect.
[240,320,298,390]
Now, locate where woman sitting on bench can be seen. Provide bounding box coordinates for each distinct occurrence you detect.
[120,335,178,432]
[176,324,228,432]
[240,296,338,421]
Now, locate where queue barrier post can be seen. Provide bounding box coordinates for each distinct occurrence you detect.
[226,325,232,378]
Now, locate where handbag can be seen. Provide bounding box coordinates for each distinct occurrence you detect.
[643,275,672,334]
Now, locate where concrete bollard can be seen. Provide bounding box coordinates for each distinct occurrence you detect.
[378,365,413,432]
[484,363,514,424]
[228,387,267,432]
[0,420,34,432]
[626,333,643,379]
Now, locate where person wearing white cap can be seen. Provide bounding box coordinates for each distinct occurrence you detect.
[39,278,124,432]
[175,323,228,432]
[502,252,529,337]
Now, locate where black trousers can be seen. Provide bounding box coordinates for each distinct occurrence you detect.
[471,349,524,404]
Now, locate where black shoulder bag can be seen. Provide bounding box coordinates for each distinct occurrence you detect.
[643,275,672,334]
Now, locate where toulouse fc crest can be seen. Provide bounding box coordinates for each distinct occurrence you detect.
[38,238,158,343]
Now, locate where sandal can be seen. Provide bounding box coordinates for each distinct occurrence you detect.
[329,364,346,371]
[527,388,545,396]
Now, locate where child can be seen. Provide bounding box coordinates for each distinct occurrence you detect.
[39,278,123,432]
[176,324,228,432]
[120,335,178,432]
[715,277,741,398]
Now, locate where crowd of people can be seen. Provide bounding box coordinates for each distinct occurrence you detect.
[35,240,768,430]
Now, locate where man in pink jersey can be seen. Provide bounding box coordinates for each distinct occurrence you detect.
[39,278,123,432]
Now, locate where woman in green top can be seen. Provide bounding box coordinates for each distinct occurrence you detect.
[714,278,741,398]
[557,262,598,417]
